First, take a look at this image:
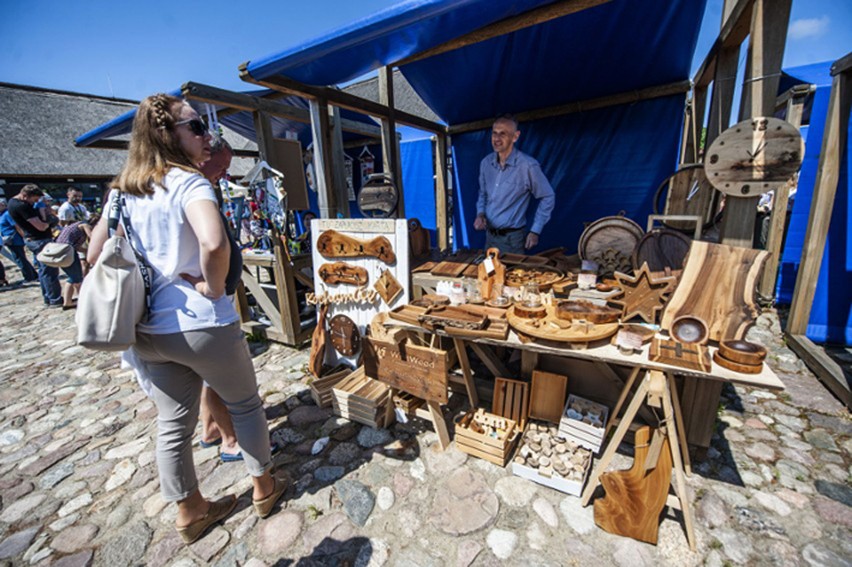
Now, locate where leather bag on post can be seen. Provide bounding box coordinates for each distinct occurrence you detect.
[76,192,150,351]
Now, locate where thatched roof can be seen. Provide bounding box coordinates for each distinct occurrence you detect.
[0,83,136,178]
[343,70,442,124]
[0,82,258,179]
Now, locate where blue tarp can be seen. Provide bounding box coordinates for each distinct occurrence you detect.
[776,61,851,345]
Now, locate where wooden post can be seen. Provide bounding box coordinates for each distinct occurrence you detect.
[329,105,351,218]
[379,66,405,217]
[758,87,810,298]
[679,86,707,166]
[310,98,338,219]
[434,133,450,251]
[787,65,850,334]
[720,0,792,247]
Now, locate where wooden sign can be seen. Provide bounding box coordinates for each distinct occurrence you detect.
[318,262,368,286]
[705,116,804,197]
[374,269,403,305]
[364,338,449,404]
[317,229,396,264]
[649,338,711,373]
[610,263,677,324]
[660,241,768,342]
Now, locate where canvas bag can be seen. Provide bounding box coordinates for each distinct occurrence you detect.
[36,242,75,267]
[76,192,151,351]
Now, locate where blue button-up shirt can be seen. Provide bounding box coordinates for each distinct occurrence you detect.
[477,149,555,235]
[0,211,24,246]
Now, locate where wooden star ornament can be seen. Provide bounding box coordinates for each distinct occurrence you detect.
[609,262,677,324]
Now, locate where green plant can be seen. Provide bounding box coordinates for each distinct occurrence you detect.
[306,505,323,520]
[709,538,723,550]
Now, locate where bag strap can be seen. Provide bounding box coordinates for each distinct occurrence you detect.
[109,191,153,321]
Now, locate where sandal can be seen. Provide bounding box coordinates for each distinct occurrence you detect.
[253,472,289,519]
[176,495,237,544]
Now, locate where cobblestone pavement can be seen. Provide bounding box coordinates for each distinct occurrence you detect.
[0,266,849,567]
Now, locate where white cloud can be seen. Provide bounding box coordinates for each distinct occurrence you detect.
[789,16,830,40]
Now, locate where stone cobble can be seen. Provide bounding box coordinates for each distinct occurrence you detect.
[0,270,849,565]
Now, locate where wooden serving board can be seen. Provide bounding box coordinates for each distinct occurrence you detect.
[318,262,369,286]
[317,229,396,264]
[507,304,619,344]
[528,370,568,424]
[660,241,769,341]
[431,251,479,277]
[418,305,488,330]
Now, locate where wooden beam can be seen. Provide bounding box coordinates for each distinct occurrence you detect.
[787,70,850,334]
[379,66,405,217]
[786,334,852,409]
[329,105,351,217]
[679,86,707,166]
[394,0,610,67]
[693,0,755,87]
[182,81,382,138]
[251,110,274,164]
[239,66,447,134]
[721,0,792,248]
[449,80,690,135]
[309,98,339,219]
[831,51,852,76]
[434,133,450,251]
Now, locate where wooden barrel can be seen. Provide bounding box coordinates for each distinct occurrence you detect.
[631,229,692,273]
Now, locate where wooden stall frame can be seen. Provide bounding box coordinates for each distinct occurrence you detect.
[785,53,852,409]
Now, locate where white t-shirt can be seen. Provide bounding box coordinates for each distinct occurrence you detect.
[112,168,238,335]
[58,201,90,222]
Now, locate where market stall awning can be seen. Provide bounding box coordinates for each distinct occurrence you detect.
[241,0,706,125]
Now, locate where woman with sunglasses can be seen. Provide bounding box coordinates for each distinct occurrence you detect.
[87,94,287,544]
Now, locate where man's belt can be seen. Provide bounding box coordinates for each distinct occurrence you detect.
[487,226,524,236]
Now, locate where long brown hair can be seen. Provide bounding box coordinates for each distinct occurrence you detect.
[111,94,200,196]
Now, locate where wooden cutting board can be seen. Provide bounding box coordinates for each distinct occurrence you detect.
[660,241,769,342]
[431,251,478,277]
[528,370,568,424]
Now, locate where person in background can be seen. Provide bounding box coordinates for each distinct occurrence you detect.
[58,187,90,226]
[54,218,92,309]
[473,114,555,254]
[7,184,62,306]
[87,94,287,544]
[0,199,38,283]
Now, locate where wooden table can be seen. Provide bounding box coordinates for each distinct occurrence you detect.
[385,318,785,550]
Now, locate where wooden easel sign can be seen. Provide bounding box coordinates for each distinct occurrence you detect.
[363,337,449,404]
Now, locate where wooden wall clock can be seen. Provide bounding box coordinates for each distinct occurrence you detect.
[328,314,361,356]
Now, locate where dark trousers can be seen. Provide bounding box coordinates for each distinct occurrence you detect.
[5,243,37,281]
[25,238,61,305]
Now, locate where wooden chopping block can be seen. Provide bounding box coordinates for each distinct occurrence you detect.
[594,426,673,545]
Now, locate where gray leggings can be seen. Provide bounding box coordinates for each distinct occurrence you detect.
[134,322,271,502]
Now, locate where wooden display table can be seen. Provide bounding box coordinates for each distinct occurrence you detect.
[236,244,314,346]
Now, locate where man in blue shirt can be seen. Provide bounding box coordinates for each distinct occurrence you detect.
[474,115,555,254]
[0,201,38,283]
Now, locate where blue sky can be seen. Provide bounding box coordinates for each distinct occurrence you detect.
[1,0,849,101]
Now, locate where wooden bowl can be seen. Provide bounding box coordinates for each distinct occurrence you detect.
[555,300,621,324]
[670,315,709,345]
[713,351,763,374]
[718,340,767,365]
[513,303,547,319]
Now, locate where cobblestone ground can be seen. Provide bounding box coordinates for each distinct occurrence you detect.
[0,266,849,567]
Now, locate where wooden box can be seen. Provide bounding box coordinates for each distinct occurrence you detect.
[558,395,609,453]
[331,367,390,428]
[310,367,351,408]
[364,337,450,404]
[512,420,592,497]
[528,370,568,424]
[454,408,519,467]
[492,377,529,429]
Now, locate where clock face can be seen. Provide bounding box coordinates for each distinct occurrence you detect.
[328,314,361,356]
[705,116,804,197]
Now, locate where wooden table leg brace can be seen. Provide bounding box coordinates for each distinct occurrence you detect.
[581,370,696,550]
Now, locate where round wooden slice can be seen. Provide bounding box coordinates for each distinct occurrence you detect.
[705,117,804,197]
[631,229,692,273]
[578,215,644,276]
[555,300,621,324]
[718,340,767,365]
[713,350,763,374]
[513,304,547,319]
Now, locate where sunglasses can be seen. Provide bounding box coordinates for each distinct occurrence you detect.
[174,117,208,136]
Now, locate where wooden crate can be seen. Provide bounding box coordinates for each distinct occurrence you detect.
[331,367,390,428]
[454,408,519,467]
[310,367,351,408]
[528,370,568,424]
[558,395,609,453]
[393,391,425,414]
[492,377,529,429]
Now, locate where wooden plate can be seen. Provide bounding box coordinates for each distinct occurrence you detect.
[579,215,644,276]
[718,340,767,365]
[632,229,692,272]
[507,304,619,343]
[555,300,621,324]
[713,351,763,374]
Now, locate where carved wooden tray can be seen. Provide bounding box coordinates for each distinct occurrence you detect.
[504,266,565,291]
[507,304,619,343]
